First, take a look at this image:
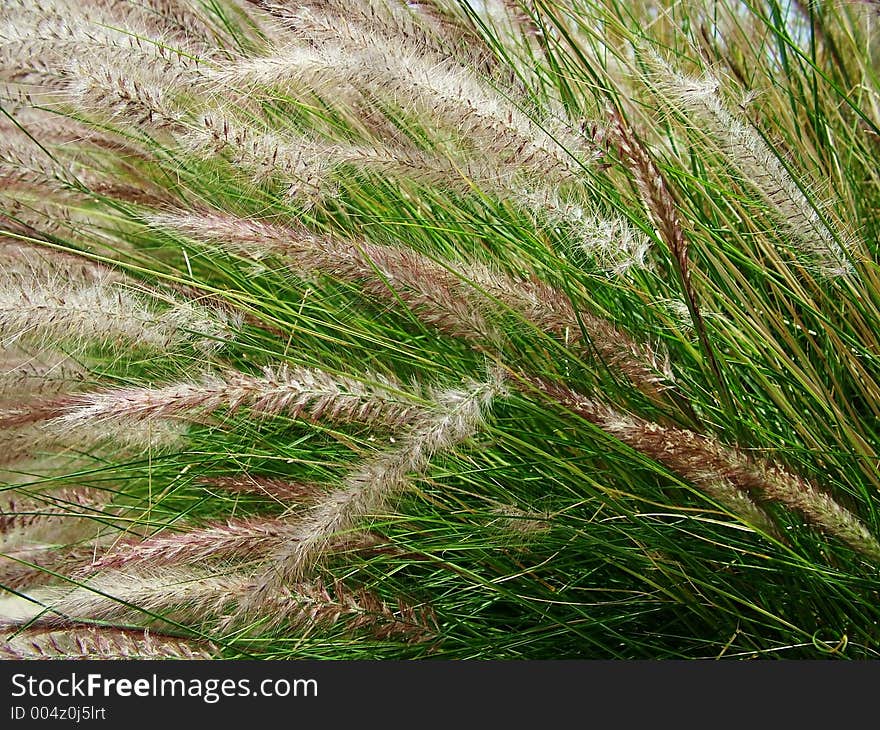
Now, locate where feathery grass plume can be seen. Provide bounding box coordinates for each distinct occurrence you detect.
[81,519,389,573]
[0,545,75,594]
[0,201,71,241]
[0,416,188,470]
[57,416,190,452]
[0,492,156,589]
[0,166,171,217]
[0,428,61,469]
[0,133,95,196]
[0,350,87,398]
[572,214,651,276]
[64,41,208,133]
[0,0,216,50]
[258,0,487,66]
[181,111,648,277]
[0,488,112,591]
[81,517,291,572]
[198,475,325,503]
[0,242,119,283]
[0,544,101,592]
[207,8,594,182]
[4,105,582,255]
[151,209,496,340]
[0,93,185,212]
[91,0,222,50]
[516,190,653,275]
[184,112,475,202]
[150,210,669,394]
[331,155,647,276]
[0,483,102,520]
[325,246,670,394]
[257,578,438,643]
[48,365,426,434]
[529,376,880,559]
[0,566,246,629]
[465,260,672,389]
[609,109,688,271]
[0,487,106,550]
[0,4,202,97]
[0,274,234,354]
[0,106,155,163]
[237,372,503,620]
[0,564,433,644]
[610,109,728,409]
[0,0,209,57]
[652,59,853,275]
[177,110,650,276]
[181,112,336,202]
[0,5,243,145]
[0,627,217,660]
[0,397,77,431]
[67,62,189,132]
[183,106,591,211]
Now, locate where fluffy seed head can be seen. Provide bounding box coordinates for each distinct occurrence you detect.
[653,59,853,276]
[236,371,504,620]
[0,627,217,659]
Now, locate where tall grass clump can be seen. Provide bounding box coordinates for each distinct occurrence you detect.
[1,0,880,659]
